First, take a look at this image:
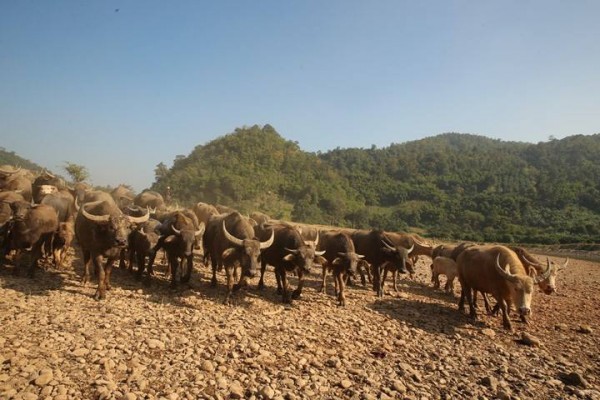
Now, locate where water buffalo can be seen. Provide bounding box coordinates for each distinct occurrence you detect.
[430,256,458,293]
[127,219,161,279]
[134,190,167,212]
[0,166,33,202]
[6,201,59,276]
[203,212,274,303]
[255,223,325,303]
[317,230,364,306]
[351,229,412,297]
[111,185,136,210]
[75,199,149,299]
[159,213,205,286]
[509,246,569,295]
[456,245,550,330]
[32,169,66,203]
[192,202,219,226]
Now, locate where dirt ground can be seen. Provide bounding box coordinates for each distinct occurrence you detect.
[0,250,598,400]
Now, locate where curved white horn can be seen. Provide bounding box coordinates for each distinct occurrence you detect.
[494,254,518,283]
[259,228,275,250]
[81,202,111,223]
[127,208,150,224]
[222,221,244,247]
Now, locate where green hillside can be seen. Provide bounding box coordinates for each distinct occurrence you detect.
[0,147,44,171]
[152,126,600,244]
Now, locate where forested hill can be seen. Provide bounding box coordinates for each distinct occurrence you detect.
[152,125,600,244]
[0,147,43,171]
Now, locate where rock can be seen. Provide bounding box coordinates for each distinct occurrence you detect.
[559,372,588,388]
[230,382,245,399]
[21,393,38,400]
[481,328,496,338]
[577,325,593,334]
[391,380,406,393]
[554,323,568,331]
[146,339,165,350]
[339,379,352,389]
[201,360,215,373]
[72,348,89,357]
[480,376,498,392]
[121,393,137,400]
[34,369,54,386]
[259,385,275,399]
[518,332,541,346]
[496,389,511,400]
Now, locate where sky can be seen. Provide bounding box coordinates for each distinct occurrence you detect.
[1,1,599,191]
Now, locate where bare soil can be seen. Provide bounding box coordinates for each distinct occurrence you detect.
[0,250,599,400]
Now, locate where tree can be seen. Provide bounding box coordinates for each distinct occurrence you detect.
[63,162,89,183]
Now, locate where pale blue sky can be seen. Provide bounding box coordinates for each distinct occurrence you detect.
[1,1,599,191]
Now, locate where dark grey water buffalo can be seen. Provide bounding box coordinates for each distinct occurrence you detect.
[350,229,412,297]
[256,223,326,303]
[32,169,67,203]
[127,219,161,279]
[204,212,274,303]
[317,230,364,306]
[75,199,149,299]
[157,212,205,286]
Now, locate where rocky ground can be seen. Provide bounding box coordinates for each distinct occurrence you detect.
[0,250,598,400]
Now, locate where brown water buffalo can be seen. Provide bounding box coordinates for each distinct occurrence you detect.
[134,190,166,212]
[255,223,325,303]
[351,229,412,297]
[509,246,568,295]
[0,166,33,202]
[75,199,149,299]
[6,201,59,276]
[317,230,364,306]
[430,256,458,293]
[52,221,74,268]
[192,202,219,226]
[111,185,136,210]
[456,245,550,330]
[203,212,274,303]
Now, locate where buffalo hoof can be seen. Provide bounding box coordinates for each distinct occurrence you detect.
[257,281,265,290]
[210,278,218,288]
[276,287,283,295]
[182,275,191,283]
[94,291,106,300]
[282,294,292,304]
[291,290,302,300]
[233,283,243,292]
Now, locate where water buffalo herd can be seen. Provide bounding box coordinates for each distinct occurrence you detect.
[0,165,568,330]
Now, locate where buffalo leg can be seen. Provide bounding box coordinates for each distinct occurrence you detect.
[320,264,327,294]
[392,268,398,292]
[466,287,476,319]
[129,247,137,273]
[27,237,45,278]
[336,271,346,306]
[258,260,267,290]
[118,248,127,269]
[279,268,291,303]
[170,255,179,287]
[292,269,304,300]
[210,258,218,287]
[93,255,106,300]
[182,255,193,283]
[433,272,440,289]
[275,268,283,295]
[81,250,92,286]
[104,257,115,292]
[498,298,512,330]
[224,265,234,304]
[136,252,146,280]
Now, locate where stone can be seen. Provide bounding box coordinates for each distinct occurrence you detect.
[230,382,245,399]
[480,376,498,392]
[559,372,588,388]
[481,328,496,338]
[339,379,352,389]
[518,332,541,347]
[577,325,593,334]
[35,369,54,386]
[201,360,215,373]
[391,380,407,393]
[259,385,275,399]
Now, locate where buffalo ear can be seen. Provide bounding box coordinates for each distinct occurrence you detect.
[332,257,343,266]
[222,247,237,262]
[283,254,295,262]
[164,235,177,243]
[314,255,328,265]
[381,247,395,255]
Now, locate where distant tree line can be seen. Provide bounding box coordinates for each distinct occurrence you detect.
[146,125,597,244]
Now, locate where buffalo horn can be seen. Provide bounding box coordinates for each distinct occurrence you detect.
[0,165,21,175]
[222,221,244,247]
[81,202,111,223]
[171,224,181,235]
[494,254,519,283]
[285,248,299,255]
[126,208,150,224]
[259,228,275,249]
[315,250,326,256]
[522,252,544,268]
[533,259,553,283]
[407,244,415,254]
[195,222,205,237]
[382,239,396,251]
